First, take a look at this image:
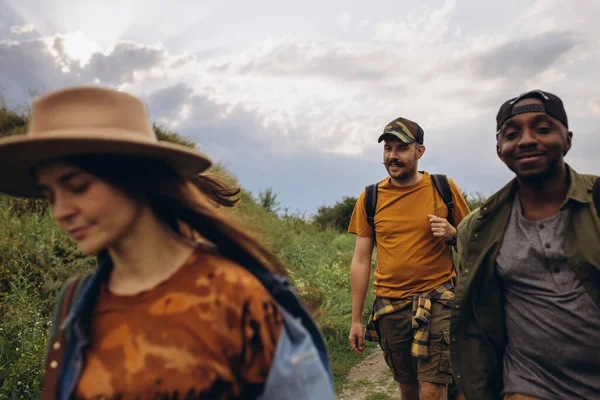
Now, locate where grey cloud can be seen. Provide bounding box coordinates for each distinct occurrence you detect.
[0,0,31,39]
[180,98,287,152]
[141,83,284,154]
[469,30,581,79]
[0,37,173,108]
[85,42,168,84]
[0,38,83,108]
[209,42,389,83]
[145,83,193,121]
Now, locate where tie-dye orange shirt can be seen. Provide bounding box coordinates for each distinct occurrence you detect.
[75,249,282,400]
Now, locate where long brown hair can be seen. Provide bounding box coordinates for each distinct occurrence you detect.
[190,171,241,208]
[66,154,286,276]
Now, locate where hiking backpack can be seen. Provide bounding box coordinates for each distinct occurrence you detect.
[365,174,455,229]
[594,177,600,216]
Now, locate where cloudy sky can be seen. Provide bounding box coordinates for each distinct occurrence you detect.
[1,0,598,214]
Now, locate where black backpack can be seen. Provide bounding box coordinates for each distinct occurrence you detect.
[365,174,455,229]
[594,177,600,216]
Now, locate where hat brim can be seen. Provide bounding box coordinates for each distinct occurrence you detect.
[0,128,212,198]
[377,131,415,144]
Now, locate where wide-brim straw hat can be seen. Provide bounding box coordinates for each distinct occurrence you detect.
[0,86,212,198]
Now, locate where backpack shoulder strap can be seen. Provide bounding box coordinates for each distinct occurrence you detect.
[364,183,379,228]
[431,174,454,226]
[593,177,600,217]
[41,274,88,400]
[244,266,333,384]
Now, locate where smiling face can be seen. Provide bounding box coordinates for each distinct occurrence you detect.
[382,137,425,182]
[496,97,572,180]
[35,161,143,255]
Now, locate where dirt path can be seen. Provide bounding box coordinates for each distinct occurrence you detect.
[337,348,400,400]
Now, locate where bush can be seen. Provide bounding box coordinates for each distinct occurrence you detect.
[313,196,358,232]
[0,196,96,397]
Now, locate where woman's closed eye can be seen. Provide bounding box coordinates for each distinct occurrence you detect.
[70,182,90,194]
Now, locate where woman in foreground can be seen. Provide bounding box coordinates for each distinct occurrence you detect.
[0,86,333,399]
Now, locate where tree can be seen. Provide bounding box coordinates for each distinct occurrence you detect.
[258,187,280,214]
[313,196,358,232]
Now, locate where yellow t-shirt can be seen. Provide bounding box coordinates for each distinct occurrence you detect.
[348,172,471,299]
[75,249,282,400]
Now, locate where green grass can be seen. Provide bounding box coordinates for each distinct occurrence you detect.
[364,393,394,400]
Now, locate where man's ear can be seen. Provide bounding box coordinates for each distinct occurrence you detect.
[416,144,426,159]
[496,141,504,161]
[564,130,573,156]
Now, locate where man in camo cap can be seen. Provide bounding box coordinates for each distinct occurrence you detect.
[347,117,471,400]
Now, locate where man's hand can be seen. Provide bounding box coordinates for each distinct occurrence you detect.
[428,214,457,241]
[349,322,365,355]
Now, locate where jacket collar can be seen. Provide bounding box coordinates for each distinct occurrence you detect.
[478,164,590,219]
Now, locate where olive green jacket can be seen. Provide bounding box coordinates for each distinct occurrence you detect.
[449,167,600,400]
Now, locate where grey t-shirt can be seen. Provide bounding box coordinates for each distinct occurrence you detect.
[496,196,600,400]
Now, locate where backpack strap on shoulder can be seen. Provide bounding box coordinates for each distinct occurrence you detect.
[364,183,379,229]
[593,177,600,217]
[42,275,83,400]
[431,174,454,226]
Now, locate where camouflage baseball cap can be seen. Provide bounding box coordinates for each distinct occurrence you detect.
[377,117,424,144]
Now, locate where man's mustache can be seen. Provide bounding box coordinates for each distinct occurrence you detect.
[383,159,406,167]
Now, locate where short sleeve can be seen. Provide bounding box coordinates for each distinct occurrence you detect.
[347,190,374,238]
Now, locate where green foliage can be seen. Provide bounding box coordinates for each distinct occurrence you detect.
[0,106,28,138]
[153,124,198,149]
[462,190,487,211]
[257,187,280,214]
[313,196,358,232]
[0,196,96,397]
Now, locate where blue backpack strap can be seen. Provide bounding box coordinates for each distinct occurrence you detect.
[431,174,454,226]
[244,266,332,380]
[593,177,600,217]
[42,274,86,400]
[259,308,335,399]
[364,183,378,229]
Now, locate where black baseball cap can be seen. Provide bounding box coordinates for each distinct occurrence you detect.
[496,90,568,132]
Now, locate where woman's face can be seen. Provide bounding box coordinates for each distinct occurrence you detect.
[35,161,142,255]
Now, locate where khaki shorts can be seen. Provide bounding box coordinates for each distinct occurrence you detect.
[377,301,453,384]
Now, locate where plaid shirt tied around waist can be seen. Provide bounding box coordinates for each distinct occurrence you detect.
[364,280,455,360]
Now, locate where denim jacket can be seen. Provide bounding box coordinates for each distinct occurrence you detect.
[50,255,335,399]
